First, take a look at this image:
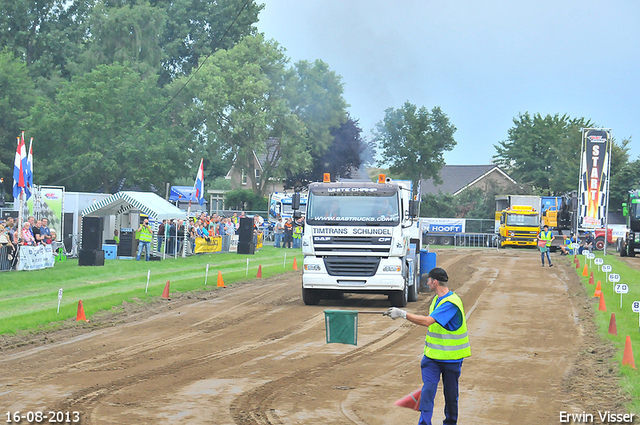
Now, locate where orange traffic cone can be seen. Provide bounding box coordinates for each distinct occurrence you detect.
[394,388,422,411]
[76,300,89,322]
[608,313,618,336]
[575,260,580,269]
[594,281,602,298]
[161,280,171,300]
[573,254,577,264]
[589,272,594,285]
[582,264,588,277]
[257,264,262,278]
[293,257,298,271]
[599,293,607,312]
[623,336,636,369]
[217,270,226,288]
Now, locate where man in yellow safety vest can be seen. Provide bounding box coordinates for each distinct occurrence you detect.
[136,218,153,261]
[385,267,470,425]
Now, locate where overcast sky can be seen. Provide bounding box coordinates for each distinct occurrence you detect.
[256,0,640,166]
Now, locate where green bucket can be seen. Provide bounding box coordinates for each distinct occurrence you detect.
[324,310,358,346]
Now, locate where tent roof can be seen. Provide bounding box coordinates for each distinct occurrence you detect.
[81,191,187,221]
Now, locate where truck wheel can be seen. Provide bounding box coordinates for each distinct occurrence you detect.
[441,237,453,246]
[408,266,419,302]
[302,287,321,305]
[389,284,408,307]
[620,241,628,257]
[594,236,605,251]
[629,244,636,257]
[426,236,437,245]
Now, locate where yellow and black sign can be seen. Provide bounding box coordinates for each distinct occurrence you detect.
[195,236,222,253]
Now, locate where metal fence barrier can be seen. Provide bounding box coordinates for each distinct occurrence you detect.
[454,233,499,249]
[0,244,18,272]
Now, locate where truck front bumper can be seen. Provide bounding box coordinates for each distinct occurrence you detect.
[302,256,405,292]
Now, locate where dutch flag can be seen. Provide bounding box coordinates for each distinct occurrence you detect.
[12,135,26,199]
[194,158,204,206]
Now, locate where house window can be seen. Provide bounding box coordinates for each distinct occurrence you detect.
[241,169,247,185]
[255,169,261,183]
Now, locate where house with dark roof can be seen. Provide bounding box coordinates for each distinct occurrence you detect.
[420,165,517,196]
[225,137,285,194]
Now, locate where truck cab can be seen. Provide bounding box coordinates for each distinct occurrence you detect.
[301,177,421,307]
[620,190,640,257]
[498,206,540,248]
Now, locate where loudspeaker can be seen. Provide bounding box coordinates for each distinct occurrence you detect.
[79,249,105,266]
[238,217,253,244]
[118,229,137,257]
[82,216,104,251]
[237,241,255,255]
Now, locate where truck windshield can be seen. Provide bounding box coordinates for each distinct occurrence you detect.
[631,201,640,219]
[306,192,400,225]
[506,213,539,227]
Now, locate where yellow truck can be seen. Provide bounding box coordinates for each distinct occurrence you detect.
[497,205,541,248]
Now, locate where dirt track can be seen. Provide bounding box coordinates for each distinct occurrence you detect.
[0,249,628,424]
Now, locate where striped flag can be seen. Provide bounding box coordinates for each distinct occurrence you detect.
[25,136,33,200]
[194,158,204,206]
[12,135,26,198]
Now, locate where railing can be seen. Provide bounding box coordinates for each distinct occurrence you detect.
[454,233,499,249]
[0,244,18,271]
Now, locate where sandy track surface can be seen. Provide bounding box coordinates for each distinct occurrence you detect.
[0,249,627,424]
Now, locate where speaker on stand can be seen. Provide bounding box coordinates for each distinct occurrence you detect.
[237,217,255,254]
[82,216,104,251]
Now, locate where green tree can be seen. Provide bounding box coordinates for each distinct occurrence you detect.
[375,102,457,196]
[70,2,167,78]
[180,34,307,197]
[27,63,189,192]
[0,50,36,190]
[224,188,266,211]
[493,113,592,194]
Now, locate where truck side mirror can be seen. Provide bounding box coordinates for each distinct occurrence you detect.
[292,193,300,210]
[409,200,419,217]
[500,215,504,224]
[622,203,628,217]
[293,210,302,219]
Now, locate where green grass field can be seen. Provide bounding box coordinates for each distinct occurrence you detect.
[0,246,301,335]
[574,251,640,412]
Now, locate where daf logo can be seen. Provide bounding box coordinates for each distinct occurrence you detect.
[378,237,391,242]
[314,236,331,241]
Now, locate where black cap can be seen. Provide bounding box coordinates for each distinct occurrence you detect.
[428,267,448,283]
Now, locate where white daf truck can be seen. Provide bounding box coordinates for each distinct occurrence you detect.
[300,175,422,307]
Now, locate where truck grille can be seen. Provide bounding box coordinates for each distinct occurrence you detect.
[323,256,381,277]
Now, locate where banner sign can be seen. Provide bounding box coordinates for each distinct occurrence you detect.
[195,236,222,253]
[27,186,64,242]
[578,129,610,228]
[229,235,239,252]
[17,244,55,271]
[420,218,466,235]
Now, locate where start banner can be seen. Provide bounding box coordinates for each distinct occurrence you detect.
[579,129,610,228]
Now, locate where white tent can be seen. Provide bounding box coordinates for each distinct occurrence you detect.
[81,191,186,221]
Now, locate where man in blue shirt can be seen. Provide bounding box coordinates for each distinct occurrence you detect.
[386,267,470,425]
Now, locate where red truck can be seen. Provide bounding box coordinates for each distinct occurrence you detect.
[592,228,614,250]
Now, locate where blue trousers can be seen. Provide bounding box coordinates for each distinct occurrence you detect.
[540,249,552,265]
[274,233,282,248]
[136,241,151,261]
[419,356,462,425]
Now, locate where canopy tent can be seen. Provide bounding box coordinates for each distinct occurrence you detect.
[81,191,186,221]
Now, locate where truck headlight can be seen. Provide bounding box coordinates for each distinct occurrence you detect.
[383,265,401,272]
[304,264,321,271]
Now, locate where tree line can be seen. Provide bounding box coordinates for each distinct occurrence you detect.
[1,1,637,216]
[0,0,368,197]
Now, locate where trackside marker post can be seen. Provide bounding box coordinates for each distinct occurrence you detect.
[284,253,287,268]
[205,264,210,286]
[632,301,640,332]
[246,258,249,276]
[57,288,63,314]
[615,284,629,309]
[594,257,603,271]
[602,264,612,285]
[145,270,151,293]
[587,252,595,268]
